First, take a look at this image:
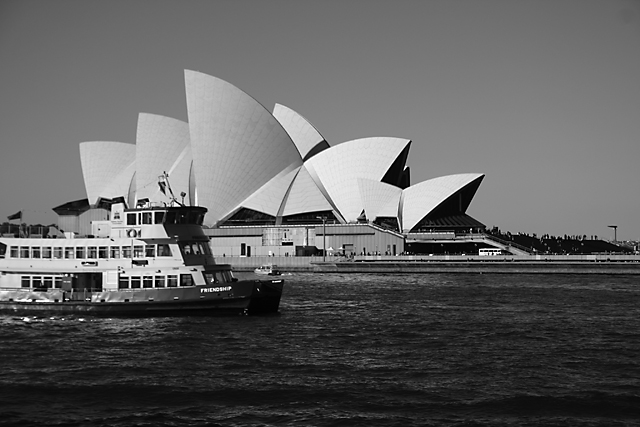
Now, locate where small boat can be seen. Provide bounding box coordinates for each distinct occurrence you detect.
[0,196,284,316]
[254,264,282,276]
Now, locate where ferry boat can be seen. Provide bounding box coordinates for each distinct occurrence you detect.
[254,264,282,276]
[0,199,284,316]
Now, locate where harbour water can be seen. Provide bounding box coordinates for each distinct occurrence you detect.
[1,273,639,426]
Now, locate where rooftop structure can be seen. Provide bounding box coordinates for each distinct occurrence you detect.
[75,71,485,237]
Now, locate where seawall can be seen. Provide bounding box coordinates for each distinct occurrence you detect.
[215,254,640,275]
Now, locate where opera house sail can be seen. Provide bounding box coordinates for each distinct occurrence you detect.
[62,70,484,255]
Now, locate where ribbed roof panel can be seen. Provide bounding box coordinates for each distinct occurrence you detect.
[357,178,402,220]
[305,137,411,222]
[79,141,136,205]
[135,113,192,205]
[401,173,484,232]
[185,71,303,226]
[238,162,300,217]
[272,103,329,161]
[281,165,334,216]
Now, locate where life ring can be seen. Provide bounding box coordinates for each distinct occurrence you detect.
[127,229,138,238]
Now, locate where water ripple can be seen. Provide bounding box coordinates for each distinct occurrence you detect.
[1,273,639,426]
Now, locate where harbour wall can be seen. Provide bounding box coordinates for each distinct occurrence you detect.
[216,254,640,275]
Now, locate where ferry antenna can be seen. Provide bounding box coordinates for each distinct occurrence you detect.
[158,171,185,207]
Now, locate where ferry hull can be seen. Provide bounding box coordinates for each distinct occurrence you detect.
[0,279,284,317]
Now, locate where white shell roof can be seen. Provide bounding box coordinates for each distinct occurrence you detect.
[400,173,484,232]
[135,113,192,204]
[304,137,411,222]
[184,70,303,226]
[358,178,402,220]
[236,162,300,218]
[280,165,335,217]
[272,103,329,160]
[75,72,485,232]
[80,141,136,204]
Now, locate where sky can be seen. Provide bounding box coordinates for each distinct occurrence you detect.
[1,0,639,240]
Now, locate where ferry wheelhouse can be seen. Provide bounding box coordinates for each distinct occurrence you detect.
[0,200,284,316]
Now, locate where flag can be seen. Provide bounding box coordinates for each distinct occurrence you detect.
[7,211,21,221]
[158,181,167,195]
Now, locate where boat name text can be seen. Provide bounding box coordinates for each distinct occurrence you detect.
[201,286,232,293]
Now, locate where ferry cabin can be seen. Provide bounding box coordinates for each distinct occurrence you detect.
[0,204,233,297]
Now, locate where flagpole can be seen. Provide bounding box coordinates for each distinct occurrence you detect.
[6,210,23,237]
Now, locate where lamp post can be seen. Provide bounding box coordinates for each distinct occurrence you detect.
[317,216,327,262]
[608,225,618,242]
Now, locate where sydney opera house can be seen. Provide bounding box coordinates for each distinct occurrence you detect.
[54,70,486,257]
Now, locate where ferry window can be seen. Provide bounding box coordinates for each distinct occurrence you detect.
[32,276,42,288]
[157,244,171,257]
[154,211,165,224]
[110,247,120,258]
[167,275,178,287]
[53,247,62,259]
[10,246,18,258]
[43,247,52,259]
[118,276,129,289]
[32,247,41,259]
[145,245,156,257]
[143,276,153,288]
[21,276,30,288]
[180,274,193,287]
[88,247,97,259]
[54,277,62,288]
[222,271,234,282]
[98,247,108,259]
[192,243,201,255]
[180,242,192,256]
[130,276,141,289]
[240,243,246,256]
[43,277,53,289]
[127,213,136,226]
[133,245,144,258]
[65,248,74,259]
[142,212,152,224]
[199,242,212,256]
[75,247,85,259]
[0,243,5,258]
[122,247,132,258]
[20,247,29,258]
[196,242,207,255]
[203,272,218,284]
[154,276,165,288]
[187,211,199,224]
[165,211,177,224]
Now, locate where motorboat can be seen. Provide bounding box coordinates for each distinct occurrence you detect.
[254,264,282,276]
